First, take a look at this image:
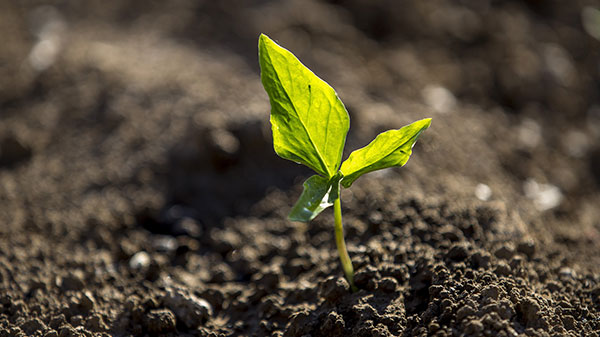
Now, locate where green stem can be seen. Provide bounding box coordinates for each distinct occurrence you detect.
[334,197,357,292]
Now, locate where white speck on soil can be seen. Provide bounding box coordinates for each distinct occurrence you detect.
[475,183,492,201]
[422,85,457,114]
[517,118,542,149]
[523,178,563,211]
[129,251,151,270]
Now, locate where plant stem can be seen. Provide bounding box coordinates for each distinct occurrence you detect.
[333,197,357,292]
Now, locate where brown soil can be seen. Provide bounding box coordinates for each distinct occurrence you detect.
[1,1,599,336]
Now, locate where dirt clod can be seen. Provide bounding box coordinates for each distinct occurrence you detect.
[58,271,85,292]
[145,309,177,335]
[20,318,46,335]
[354,265,380,290]
[58,325,81,337]
[378,277,399,293]
[456,305,476,321]
[79,292,95,313]
[446,243,469,261]
[0,136,32,168]
[494,245,515,260]
[162,288,212,328]
[320,311,345,336]
[463,319,484,335]
[84,314,108,332]
[494,262,512,276]
[43,330,58,337]
[516,240,536,258]
[319,276,350,302]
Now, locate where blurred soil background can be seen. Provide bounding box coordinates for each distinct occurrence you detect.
[0,0,599,336]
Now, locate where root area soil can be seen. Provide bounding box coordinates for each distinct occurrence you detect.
[1,1,599,336]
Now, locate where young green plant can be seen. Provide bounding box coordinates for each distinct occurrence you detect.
[258,34,431,291]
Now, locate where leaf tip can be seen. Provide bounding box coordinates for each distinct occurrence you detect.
[258,33,278,51]
[258,33,269,44]
[258,34,268,53]
[421,117,432,128]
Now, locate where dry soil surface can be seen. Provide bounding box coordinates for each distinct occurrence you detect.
[1,1,599,336]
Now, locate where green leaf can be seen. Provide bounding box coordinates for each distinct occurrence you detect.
[288,173,343,222]
[258,34,350,178]
[340,118,432,188]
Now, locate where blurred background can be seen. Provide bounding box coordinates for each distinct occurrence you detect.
[1,0,599,257]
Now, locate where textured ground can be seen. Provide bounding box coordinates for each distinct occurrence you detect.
[0,1,599,336]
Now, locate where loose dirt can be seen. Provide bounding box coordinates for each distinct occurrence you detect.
[1,1,599,336]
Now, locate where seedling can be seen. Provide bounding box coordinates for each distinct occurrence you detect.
[258,34,431,291]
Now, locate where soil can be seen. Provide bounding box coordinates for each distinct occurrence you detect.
[1,1,599,336]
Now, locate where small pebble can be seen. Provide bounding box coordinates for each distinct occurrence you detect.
[129,251,151,270]
[152,235,177,253]
[422,85,457,113]
[523,178,563,211]
[475,183,492,201]
[172,217,202,237]
[559,267,576,280]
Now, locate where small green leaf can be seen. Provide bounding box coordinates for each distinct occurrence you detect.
[340,118,432,188]
[288,173,343,222]
[258,34,350,178]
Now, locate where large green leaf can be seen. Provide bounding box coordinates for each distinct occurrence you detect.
[340,118,432,188]
[288,173,342,222]
[258,34,350,178]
